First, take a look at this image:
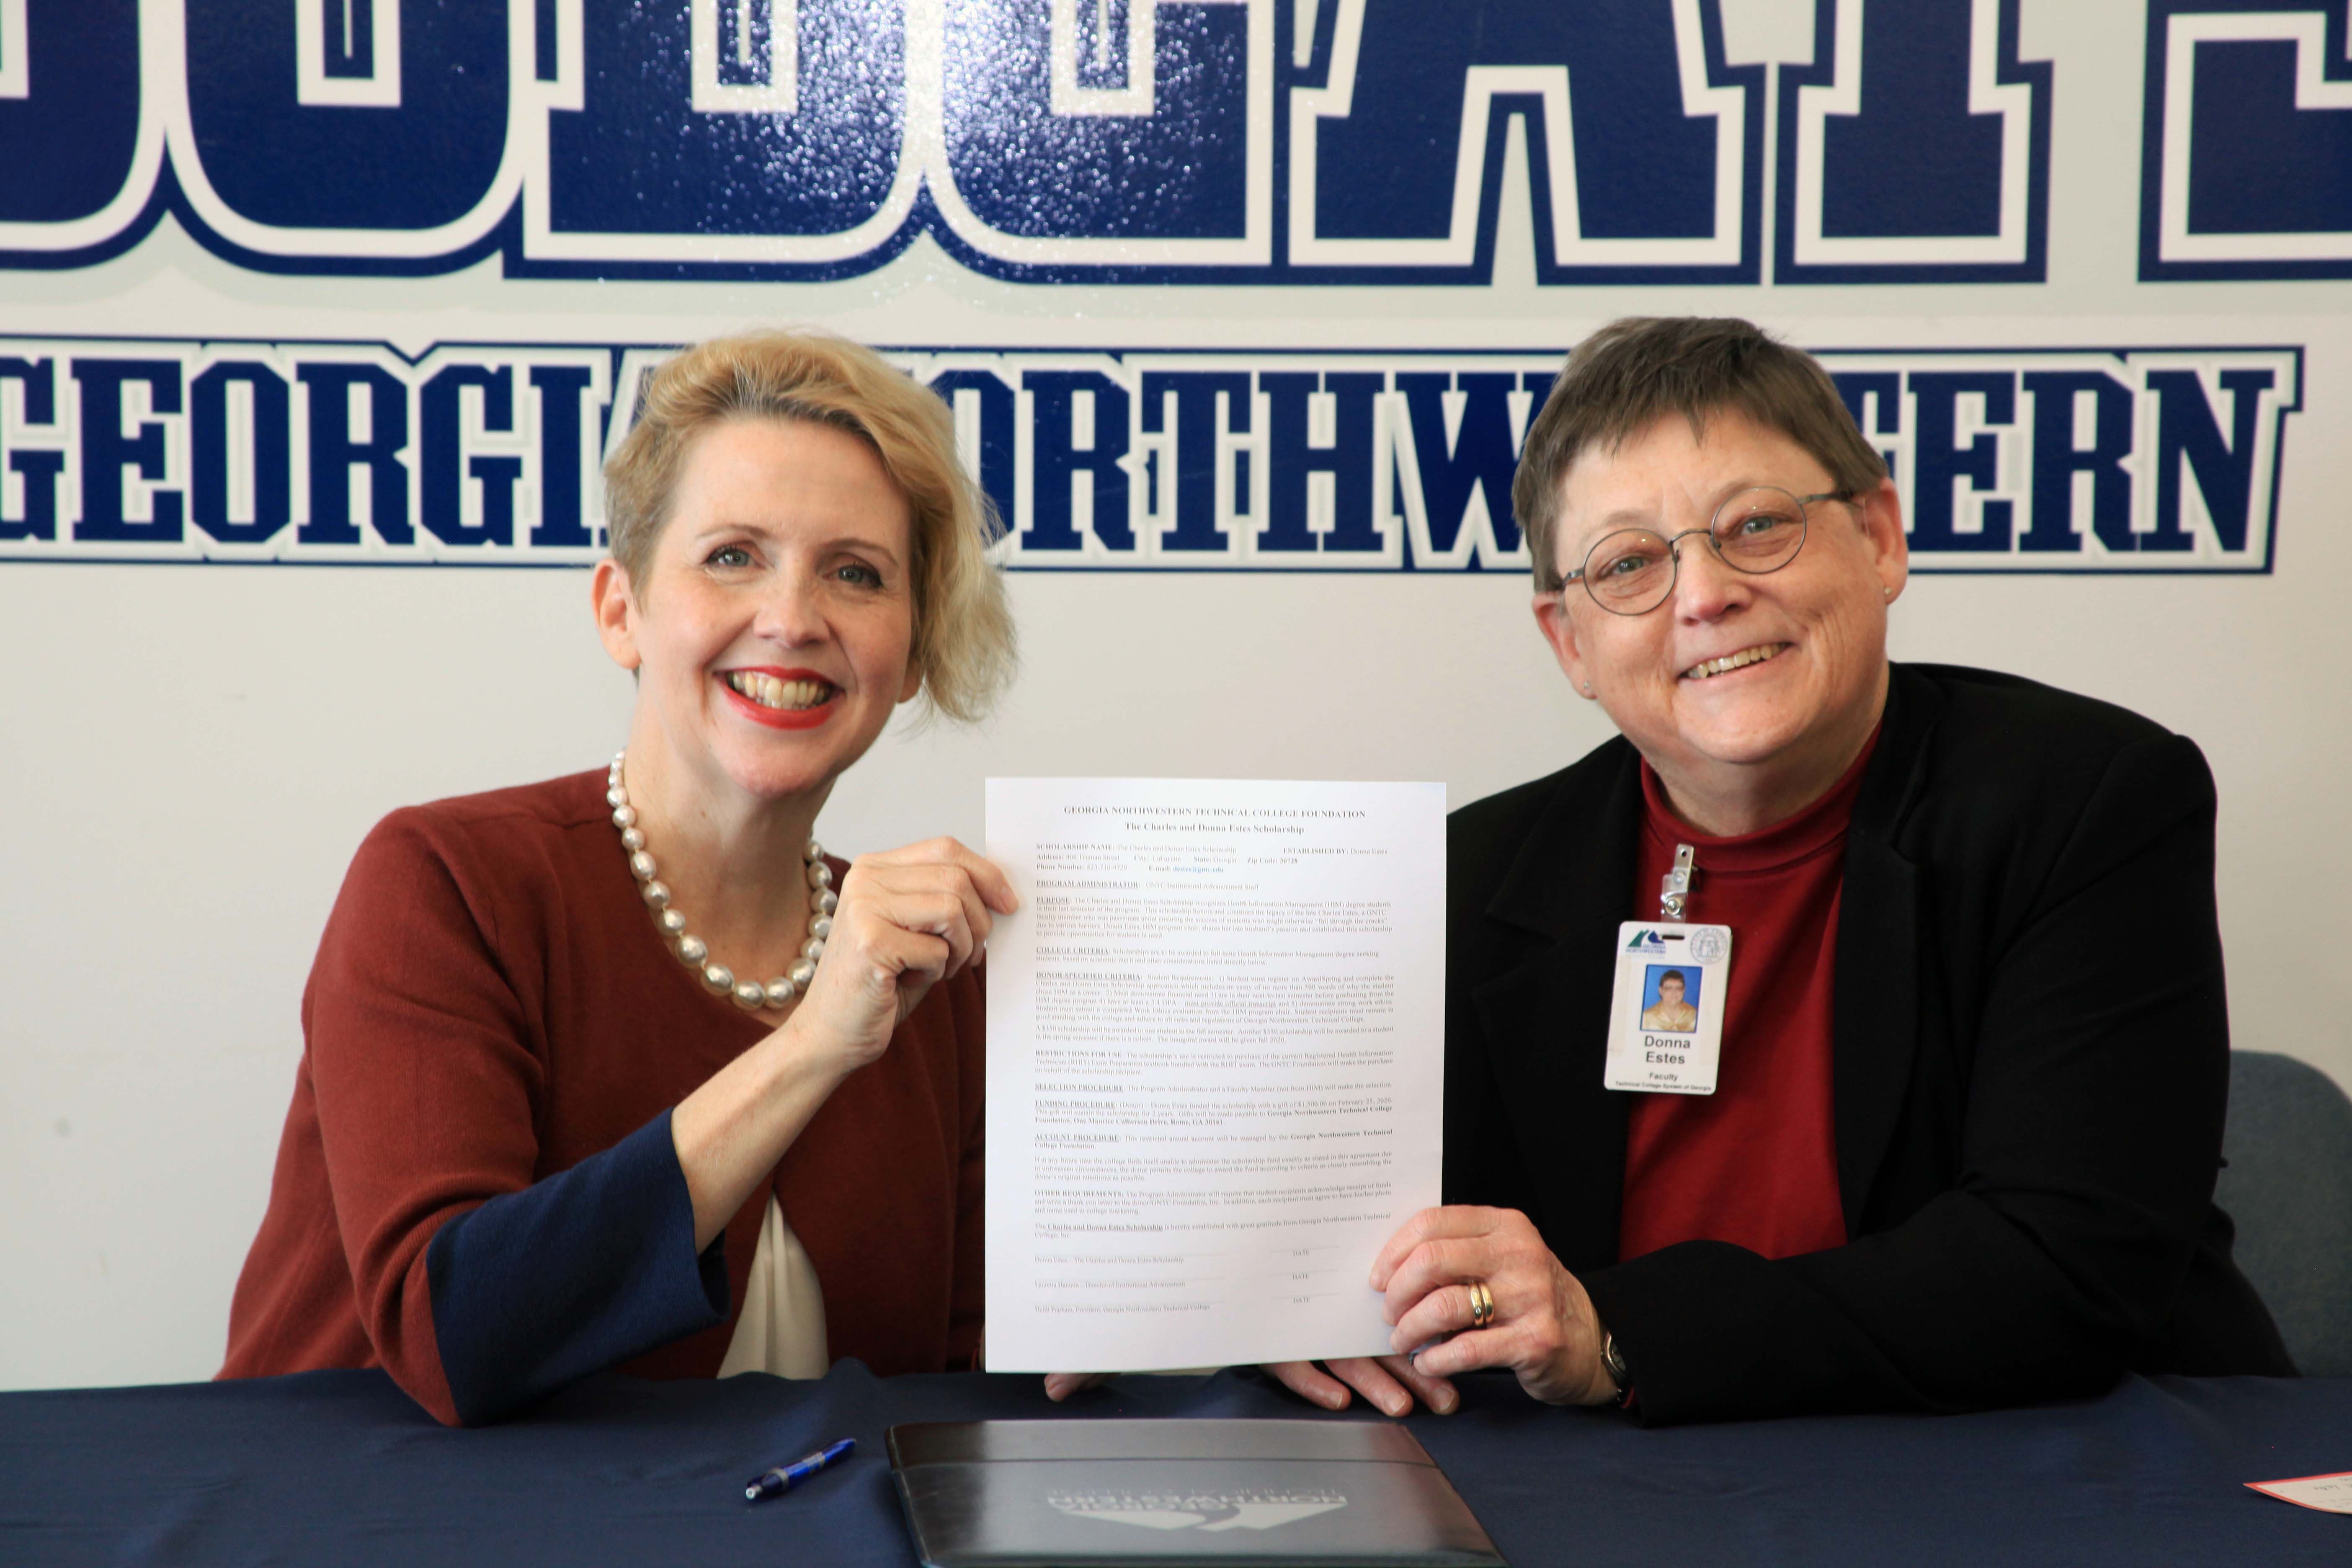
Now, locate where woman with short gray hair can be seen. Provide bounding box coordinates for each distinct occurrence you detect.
[1267,316,2292,1424]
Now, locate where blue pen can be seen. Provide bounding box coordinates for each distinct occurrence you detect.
[745,1438,856,1502]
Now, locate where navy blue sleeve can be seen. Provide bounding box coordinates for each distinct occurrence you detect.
[425,1110,729,1424]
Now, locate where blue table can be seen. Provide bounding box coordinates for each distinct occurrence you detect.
[4,1365,2345,1565]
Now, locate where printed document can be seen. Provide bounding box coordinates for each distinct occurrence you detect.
[983,778,1445,1372]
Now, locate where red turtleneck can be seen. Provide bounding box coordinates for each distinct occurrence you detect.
[1618,728,1880,1263]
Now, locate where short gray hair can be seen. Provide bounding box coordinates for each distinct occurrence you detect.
[1513,317,1888,590]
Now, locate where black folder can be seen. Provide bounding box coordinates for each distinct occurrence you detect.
[887,1418,1506,1566]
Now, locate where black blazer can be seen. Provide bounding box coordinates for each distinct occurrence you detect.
[1446,663,2291,1425]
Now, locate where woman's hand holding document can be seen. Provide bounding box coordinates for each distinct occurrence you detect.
[1357,1207,1620,1406]
[983,779,1446,1390]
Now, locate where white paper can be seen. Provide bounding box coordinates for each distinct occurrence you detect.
[983,778,1446,1373]
[2246,1471,2352,1514]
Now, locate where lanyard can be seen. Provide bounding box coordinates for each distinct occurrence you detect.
[1660,843,1696,921]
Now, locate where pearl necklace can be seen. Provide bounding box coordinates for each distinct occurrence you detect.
[606,751,837,1012]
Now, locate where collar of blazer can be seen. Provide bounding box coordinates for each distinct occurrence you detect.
[1468,664,1950,1258]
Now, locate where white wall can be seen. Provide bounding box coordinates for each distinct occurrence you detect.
[3,0,2348,1389]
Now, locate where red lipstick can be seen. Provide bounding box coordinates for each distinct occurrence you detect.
[718,668,839,730]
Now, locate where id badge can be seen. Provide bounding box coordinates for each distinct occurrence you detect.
[1602,922,1731,1095]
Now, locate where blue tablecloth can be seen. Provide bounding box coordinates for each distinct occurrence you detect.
[3,1365,2345,1565]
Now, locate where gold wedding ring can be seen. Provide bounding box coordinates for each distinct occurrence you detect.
[1467,1279,1495,1329]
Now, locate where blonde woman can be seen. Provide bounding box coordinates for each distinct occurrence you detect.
[222,331,1018,1426]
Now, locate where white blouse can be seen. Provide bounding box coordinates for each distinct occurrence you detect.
[715,1195,829,1380]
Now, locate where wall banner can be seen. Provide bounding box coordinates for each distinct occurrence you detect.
[3,4,2343,572]
[10,2,2352,285]
[0,340,2303,573]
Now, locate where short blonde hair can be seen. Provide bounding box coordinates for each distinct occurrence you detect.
[603,330,1016,723]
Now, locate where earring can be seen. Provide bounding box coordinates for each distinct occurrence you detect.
[1581,681,1594,696]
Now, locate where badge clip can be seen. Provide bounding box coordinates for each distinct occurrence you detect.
[1660,843,1695,921]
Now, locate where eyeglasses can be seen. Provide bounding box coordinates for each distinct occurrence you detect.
[1561,487,1846,616]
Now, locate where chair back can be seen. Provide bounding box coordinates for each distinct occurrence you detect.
[2218,1050,2352,1376]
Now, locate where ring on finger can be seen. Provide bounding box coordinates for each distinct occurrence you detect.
[1466,1279,1495,1329]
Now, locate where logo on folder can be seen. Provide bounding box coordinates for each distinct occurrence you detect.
[1048,1491,1349,1533]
